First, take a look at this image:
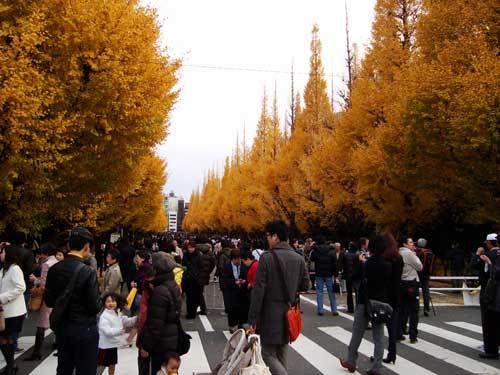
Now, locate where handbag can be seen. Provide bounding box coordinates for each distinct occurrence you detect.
[363,278,393,324]
[270,250,302,343]
[366,299,393,324]
[177,320,191,355]
[29,286,44,312]
[240,335,272,375]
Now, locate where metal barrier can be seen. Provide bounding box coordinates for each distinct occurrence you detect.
[428,276,480,306]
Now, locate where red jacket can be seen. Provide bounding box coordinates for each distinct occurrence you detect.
[247,261,259,288]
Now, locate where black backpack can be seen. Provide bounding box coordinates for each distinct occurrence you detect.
[49,263,85,333]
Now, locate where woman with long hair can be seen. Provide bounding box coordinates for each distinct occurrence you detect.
[0,245,27,374]
[340,236,392,375]
[382,233,404,364]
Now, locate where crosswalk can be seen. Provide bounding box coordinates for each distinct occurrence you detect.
[7,306,500,375]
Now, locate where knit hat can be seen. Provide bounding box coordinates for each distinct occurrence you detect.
[152,252,176,273]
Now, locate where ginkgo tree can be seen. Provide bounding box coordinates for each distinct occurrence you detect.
[0,0,178,234]
[186,0,499,237]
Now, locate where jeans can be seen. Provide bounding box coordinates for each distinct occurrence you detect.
[316,277,337,313]
[345,278,354,313]
[347,304,384,372]
[57,323,99,375]
[262,343,288,375]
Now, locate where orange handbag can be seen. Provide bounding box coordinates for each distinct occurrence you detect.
[270,250,303,343]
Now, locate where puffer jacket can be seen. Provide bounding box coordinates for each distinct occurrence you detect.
[45,254,101,327]
[139,272,181,354]
[310,244,337,278]
[197,244,216,286]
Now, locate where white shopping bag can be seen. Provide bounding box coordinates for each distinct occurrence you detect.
[240,335,271,375]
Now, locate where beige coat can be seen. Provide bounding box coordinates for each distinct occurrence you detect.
[103,263,123,295]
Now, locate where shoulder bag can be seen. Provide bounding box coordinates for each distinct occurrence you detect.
[363,278,393,324]
[49,262,85,333]
[270,250,302,343]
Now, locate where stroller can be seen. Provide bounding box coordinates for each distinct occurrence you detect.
[199,329,270,375]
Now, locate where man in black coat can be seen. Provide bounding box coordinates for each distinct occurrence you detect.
[182,241,202,319]
[45,227,101,375]
[472,233,500,359]
[339,242,358,313]
[310,236,339,316]
[196,238,216,315]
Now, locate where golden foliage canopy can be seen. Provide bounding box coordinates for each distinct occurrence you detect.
[0,0,179,233]
[186,1,499,235]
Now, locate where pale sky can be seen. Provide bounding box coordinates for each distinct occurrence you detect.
[143,0,377,200]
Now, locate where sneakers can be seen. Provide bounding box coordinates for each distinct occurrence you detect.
[332,311,339,316]
[317,311,324,316]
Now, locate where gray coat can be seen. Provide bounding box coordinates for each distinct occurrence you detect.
[248,242,309,345]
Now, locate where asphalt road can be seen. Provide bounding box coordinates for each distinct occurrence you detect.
[6,283,500,375]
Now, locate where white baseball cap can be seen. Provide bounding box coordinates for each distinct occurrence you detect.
[486,233,498,241]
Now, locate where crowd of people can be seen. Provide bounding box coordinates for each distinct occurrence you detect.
[0,224,498,375]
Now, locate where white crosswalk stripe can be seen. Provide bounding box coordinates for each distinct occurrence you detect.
[225,331,361,374]
[320,326,437,375]
[446,321,483,334]
[18,313,500,375]
[291,334,361,375]
[418,322,483,350]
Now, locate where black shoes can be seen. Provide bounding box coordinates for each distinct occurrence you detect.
[423,310,430,317]
[383,356,396,364]
[479,352,499,359]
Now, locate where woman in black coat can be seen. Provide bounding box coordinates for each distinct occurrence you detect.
[383,233,404,364]
[138,252,181,375]
[222,248,249,332]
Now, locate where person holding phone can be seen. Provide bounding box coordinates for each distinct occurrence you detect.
[222,248,249,333]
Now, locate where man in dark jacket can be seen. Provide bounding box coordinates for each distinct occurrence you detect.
[248,221,309,375]
[216,241,233,314]
[196,239,216,315]
[416,238,434,316]
[339,243,358,313]
[473,233,500,359]
[310,236,339,316]
[45,227,102,375]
